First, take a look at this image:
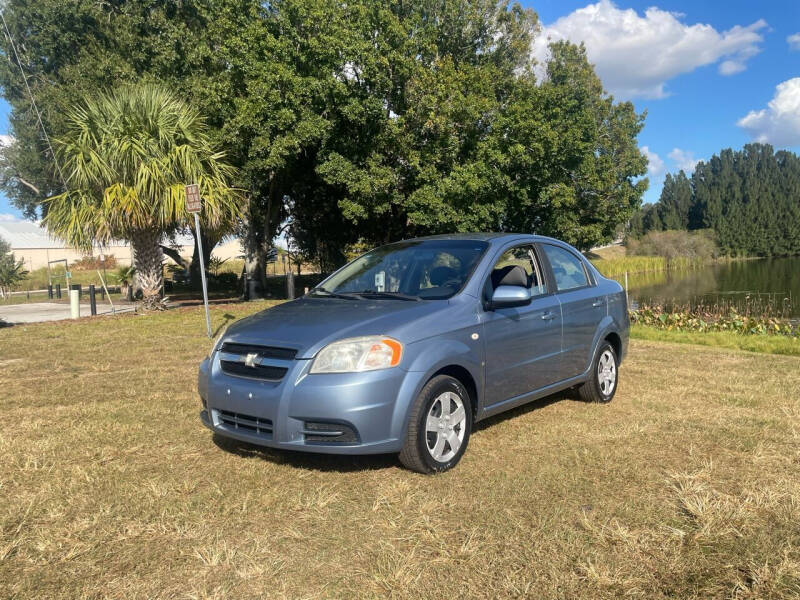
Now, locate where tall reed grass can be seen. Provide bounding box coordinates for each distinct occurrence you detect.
[590,255,707,278]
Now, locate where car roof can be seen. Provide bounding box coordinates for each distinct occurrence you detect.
[403,232,560,245]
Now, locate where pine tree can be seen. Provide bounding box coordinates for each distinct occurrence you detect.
[630,143,800,257]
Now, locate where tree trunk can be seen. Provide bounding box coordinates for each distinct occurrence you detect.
[242,214,267,299]
[241,203,269,299]
[131,228,164,306]
[242,180,286,299]
[160,245,188,270]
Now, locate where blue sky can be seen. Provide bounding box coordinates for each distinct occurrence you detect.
[530,0,800,203]
[1,0,799,217]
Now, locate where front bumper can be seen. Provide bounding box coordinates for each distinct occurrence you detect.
[198,355,425,455]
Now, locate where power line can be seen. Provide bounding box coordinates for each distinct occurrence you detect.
[0,8,68,192]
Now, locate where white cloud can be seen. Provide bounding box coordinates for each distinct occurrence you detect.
[641,146,665,176]
[668,148,701,173]
[0,135,14,147]
[0,213,21,222]
[788,33,800,51]
[718,60,746,76]
[737,78,800,147]
[531,0,767,99]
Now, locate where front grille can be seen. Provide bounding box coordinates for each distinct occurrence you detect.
[220,342,297,360]
[218,342,296,381]
[217,410,273,437]
[219,360,288,380]
[302,421,360,444]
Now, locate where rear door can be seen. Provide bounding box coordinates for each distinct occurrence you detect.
[538,243,604,378]
[481,244,563,406]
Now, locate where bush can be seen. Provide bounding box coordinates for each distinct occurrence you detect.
[208,271,239,291]
[630,304,798,337]
[627,229,718,260]
[70,254,119,270]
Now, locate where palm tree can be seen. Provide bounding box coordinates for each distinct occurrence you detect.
[113,265,136,298]
[44,84,242,306]
[0,236,28,299]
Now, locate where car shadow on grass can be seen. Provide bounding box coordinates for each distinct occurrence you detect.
[211,388,583,473]
[212,433,398,473]
[472,388,581,433]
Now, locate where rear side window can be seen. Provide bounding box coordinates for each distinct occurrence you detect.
[541,244,589,291]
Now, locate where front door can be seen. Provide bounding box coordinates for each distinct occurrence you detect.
[481,245,563,406]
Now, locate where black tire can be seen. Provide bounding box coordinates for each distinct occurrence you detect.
[399,375,472,474]
[578,341,619,403]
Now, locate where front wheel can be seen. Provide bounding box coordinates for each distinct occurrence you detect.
[399,375,472,474]
[577,341,618,403]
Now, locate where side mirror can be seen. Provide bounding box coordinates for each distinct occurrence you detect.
[490,285,531,309]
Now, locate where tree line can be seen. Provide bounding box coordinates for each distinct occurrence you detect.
[629,144,800,257]
[0,0,648,297]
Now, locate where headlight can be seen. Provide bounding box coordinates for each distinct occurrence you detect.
[310,336,403,373]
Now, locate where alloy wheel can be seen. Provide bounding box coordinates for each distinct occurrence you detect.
[425,391,467,462]
[597,349,617,396]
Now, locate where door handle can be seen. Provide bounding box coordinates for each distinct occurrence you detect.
[592,300,604,307]
[541,312,556,320]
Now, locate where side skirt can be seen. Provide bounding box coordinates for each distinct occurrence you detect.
[477,372,589,421]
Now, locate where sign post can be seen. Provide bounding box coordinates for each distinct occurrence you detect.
[186,184,212,338]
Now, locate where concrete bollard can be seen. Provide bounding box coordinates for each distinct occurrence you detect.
[69,289,80,319]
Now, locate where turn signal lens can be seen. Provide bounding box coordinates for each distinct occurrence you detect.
[310,336,403,373]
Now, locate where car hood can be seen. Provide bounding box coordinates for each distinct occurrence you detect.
[221,297,451,359]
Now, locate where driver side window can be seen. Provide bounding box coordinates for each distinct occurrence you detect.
[488,245,547,297]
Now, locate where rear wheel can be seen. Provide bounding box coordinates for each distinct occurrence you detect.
[578,341,618,403]
[399,375,472,473]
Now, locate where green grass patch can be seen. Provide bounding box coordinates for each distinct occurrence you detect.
[631,324,800,356]
[2,305,800,598]
[22,265,120,290]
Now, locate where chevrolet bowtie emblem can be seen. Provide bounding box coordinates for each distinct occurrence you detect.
[243,353,259,368]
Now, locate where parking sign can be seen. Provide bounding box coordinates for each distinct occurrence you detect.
[185,184,201,213]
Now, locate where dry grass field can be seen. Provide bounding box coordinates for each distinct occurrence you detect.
[2,302,800,599]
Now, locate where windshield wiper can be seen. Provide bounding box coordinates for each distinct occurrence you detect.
[354,291,421,301]
[308,287,361,300]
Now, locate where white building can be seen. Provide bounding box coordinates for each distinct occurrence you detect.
[0,218,244,270]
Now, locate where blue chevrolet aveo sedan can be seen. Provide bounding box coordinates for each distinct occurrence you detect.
[198,233,628,473]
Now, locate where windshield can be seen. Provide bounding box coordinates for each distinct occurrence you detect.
[316,240,489,300]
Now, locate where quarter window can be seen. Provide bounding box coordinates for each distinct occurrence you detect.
[541,244,589,291]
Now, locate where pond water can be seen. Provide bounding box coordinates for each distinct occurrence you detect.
[625,257,800,317]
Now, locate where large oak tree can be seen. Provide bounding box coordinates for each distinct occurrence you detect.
[1,0,649,284]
